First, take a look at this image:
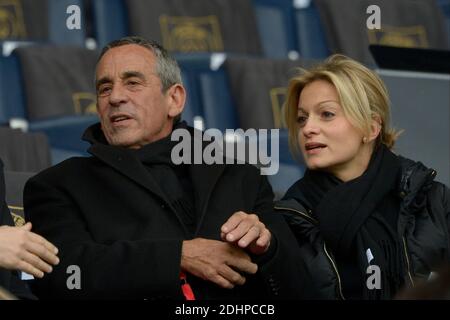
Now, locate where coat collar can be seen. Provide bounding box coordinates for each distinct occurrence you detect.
[84,122,226,236]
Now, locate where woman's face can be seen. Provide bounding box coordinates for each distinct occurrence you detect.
[297,80,371,180]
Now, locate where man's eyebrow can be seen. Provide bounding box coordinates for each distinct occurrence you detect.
[121,71,146,81]
[95,71,146,90]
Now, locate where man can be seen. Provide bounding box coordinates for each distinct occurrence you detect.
[0,158,59,299]
[24,36,302,299]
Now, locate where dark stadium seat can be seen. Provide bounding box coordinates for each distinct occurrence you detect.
[314,0,450,64]
[92,0,263,56]
[7,45,98,157]
[4,170,35,226]
[224,57,313,130]
[0,127,51,172]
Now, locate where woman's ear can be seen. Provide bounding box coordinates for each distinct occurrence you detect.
[166,84,186,118]
[367,115,382,143]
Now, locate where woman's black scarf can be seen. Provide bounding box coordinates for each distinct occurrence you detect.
[287,145,406,299]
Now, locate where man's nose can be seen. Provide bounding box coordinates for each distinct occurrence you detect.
[108,84,128,106]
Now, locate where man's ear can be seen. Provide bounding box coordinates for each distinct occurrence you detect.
[368,115,382,143]
[166,84,186,118]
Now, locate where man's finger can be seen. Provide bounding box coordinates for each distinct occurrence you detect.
[218,265,246,286]
[237,225,261,248]
[225,219,253,243]
[227,256,258,275]
[255,229,271,248]
[221,211,246,234]
[20,222,32,231]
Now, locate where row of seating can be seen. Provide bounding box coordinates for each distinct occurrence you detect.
[1,0,449,61]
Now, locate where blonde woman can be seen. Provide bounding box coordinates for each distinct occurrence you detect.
[276,55,450,299]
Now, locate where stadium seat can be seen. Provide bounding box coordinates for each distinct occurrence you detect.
[178,53,239,131]
[314,0,450,64]
[8,45,98,157]
[437,0,450,43]
[0,54,26,125]
[92,0,263,56]
[252,0,329,59]
[0,0,86,48]
[90,0,128,49]
[4,170,35,226]
[0,127,51,172]
[224,57,314,130]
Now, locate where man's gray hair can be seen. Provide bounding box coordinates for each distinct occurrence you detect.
[97,36,183,92]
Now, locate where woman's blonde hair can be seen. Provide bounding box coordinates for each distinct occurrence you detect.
[285,54,401,158]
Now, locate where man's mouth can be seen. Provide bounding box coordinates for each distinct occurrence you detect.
[110,114,132,124]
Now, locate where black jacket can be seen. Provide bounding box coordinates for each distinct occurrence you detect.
[276,156,450,299]
[0,159,35,300]
[24,124,304,299]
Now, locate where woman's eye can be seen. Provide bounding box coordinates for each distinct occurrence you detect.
[297,116,307,126]
[322,111,335,119]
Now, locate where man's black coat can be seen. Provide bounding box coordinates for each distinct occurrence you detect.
[24,124,304,299]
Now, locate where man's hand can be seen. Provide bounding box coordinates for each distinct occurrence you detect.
[0,222,59,278]
[181,238,258,289]
[220,211,271,255]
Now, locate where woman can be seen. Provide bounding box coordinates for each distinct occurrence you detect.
[276,54,450,299]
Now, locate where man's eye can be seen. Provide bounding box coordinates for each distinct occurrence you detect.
[98,86,111,95]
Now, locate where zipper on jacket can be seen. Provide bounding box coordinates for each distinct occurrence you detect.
[274,206,319,225]
[402,236,415,287]
[323,243,345,300]
[275,205,344,299]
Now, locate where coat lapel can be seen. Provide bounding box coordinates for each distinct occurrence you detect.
[89,143,191,235]
[189,162,225,236]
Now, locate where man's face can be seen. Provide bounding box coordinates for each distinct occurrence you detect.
[95,44,182,149]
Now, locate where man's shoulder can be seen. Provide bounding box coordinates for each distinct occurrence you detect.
[30,156,98,183]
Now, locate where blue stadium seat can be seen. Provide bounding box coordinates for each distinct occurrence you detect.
[0,0,86,48]
[177,54,239,131]
[0,55,26,125]
[91,0,128,49]
[252,0,299,58]
[438,0,450,43]
[252,0,329,59]
[293,0,329,59]
[48,0,86,45]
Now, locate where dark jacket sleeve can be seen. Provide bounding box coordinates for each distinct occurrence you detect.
[251,173,305,299]
[0,159,35,300]
[24,175,184,300]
